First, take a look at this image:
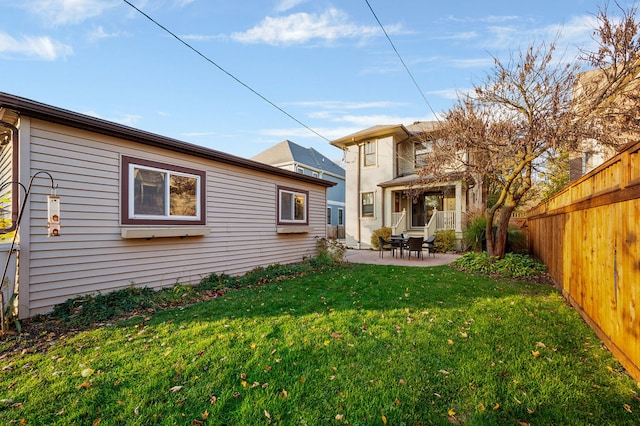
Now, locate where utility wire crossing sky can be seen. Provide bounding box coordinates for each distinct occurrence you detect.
[0,0,621,161]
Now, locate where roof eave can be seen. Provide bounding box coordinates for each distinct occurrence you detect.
[0,92,335,188]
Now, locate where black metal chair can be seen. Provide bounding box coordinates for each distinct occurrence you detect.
[378,236,395,258]
[406,236,424,259]
[423,235,436,257]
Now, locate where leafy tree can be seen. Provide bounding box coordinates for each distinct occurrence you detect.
[419,2,639,259]
[538,150,570,199]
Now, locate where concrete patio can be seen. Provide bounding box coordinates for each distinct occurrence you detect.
[342,249,461,267]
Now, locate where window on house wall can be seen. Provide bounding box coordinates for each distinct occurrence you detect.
[278,186,308,224]
[364,141,377,166]
[327,207,332,225]
[414,141,432,168]
[361,192,374,217]
[296,166,305,174]
[312,171,319,178]
[338,208,344,226]
[122,156,206,225]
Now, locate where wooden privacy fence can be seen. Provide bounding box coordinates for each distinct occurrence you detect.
[528,140,640,381]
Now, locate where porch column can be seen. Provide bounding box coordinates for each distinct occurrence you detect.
[455,181,463,233]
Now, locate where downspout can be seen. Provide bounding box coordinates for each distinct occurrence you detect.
[0,120,19,234]
[356,140,361,249]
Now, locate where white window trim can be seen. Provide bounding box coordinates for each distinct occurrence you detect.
[361,191,375,218]
[364,141,377,167]
[129,163,202,221]
[278,186,308,225]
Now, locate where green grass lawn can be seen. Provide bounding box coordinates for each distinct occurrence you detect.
[1,263,638,425]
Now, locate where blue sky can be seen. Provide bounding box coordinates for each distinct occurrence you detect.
[0,0,627,162]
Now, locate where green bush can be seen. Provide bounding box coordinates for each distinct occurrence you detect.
[434,229,456,252]
[463,212,487,251]
[370,226,392,249]
[452,252,546,279]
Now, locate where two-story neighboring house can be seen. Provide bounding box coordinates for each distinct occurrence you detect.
[330,121,483,249]
[252,140,346,238]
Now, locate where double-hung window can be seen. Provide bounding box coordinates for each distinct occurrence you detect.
[122,156,206,225]
[361,192,374,217]
[364,141,377,166]
[278,186,308,225]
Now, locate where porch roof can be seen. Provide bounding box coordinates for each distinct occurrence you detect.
[378,172,468,188]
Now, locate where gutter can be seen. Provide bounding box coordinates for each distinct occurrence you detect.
[0,92,335,189]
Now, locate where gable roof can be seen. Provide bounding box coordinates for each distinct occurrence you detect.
[252,140,344,177]
[0,92,334,188]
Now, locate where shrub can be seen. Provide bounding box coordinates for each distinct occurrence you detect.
[313,237,346,266]
[464,212,487,252]
[370,226,392,249]
[434,229,456,252]
[452,252,546,279]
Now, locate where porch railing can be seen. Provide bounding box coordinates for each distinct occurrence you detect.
[391,209,406,235]
[437,210,456,230]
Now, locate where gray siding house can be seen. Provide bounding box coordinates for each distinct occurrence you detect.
[252,140,345,239]
[0,93,334,318]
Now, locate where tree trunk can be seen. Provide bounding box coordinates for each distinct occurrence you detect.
[493,204,516,259]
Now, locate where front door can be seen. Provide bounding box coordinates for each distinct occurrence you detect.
[411,192,443,227]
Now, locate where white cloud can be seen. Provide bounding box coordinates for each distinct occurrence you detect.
[231,7,383,46]
[26,0,119,26]
[275,0,309,13]
[84,110,142,127]
[0,32,73,60]
[292,100,405,110]
[88,25,126,42]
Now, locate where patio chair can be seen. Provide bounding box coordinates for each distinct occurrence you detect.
[378,236,395,258]
[406,236,424,259]
[423,235,436,257]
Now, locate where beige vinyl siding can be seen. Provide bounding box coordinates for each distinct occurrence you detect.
[22,119,327,315]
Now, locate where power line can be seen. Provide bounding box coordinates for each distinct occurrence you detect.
[121,0,331,142]
[363,0,440,120]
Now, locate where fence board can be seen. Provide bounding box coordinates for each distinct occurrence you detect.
[528,140,640,381]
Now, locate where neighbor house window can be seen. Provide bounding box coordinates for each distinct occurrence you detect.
[338,208,344,225]
[312,171,319,178]
[122,156,206,225]
[415,141,432,168]
[296,166,305,174]
[278,186,308,224]
[361,192,374,217]
[364,141,377,166]
[327,207,332,225]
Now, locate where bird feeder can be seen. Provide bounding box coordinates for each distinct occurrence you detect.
[47,194,60,237]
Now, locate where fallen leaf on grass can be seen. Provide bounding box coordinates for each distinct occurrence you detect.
[331,333,342,339]
[281,389,288,398]
[381,414,387,424]
[264,410,271,420]
[448,409,456,416]
[447,339,454,345]
[76,382,91,389]
[81,368,95,378]
[438,370,450,375]
[623,404,632,413]
[535,342,546,348]
[92,419,101,426]
[169,386,183,392]
[531,351,541,358]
